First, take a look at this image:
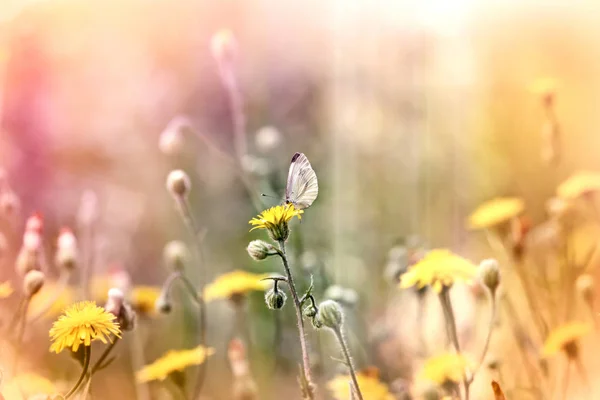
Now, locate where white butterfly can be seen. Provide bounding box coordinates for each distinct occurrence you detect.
[285,152,318,210]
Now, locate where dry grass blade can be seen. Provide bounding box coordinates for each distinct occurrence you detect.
[492,380,507,400]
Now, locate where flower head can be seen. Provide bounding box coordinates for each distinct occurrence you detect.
[542,322,591,358]
[420,353,470,385]
[131,286,161,316]
[136,345,215,382]
[49,301,121,353]
[327,368,394,400]
[249,204,303,241]
[467,197,525,230]
[557,171,600,200]
[0,281,13,299]
[204,270,270,302]
[399,249,478,293]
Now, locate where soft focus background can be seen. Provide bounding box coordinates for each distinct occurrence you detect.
[2,0,600,399]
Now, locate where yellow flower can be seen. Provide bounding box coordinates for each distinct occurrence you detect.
[131,286,161,316]
[467,197,525,230]
[420,353,469,385]
[542,322,591,358]
[204,270,270,302]
[529,77,558,98]
[49,301,121,353]
[399,249,477,293]
[28,282,75,319]
[327,368,394,400]
[557,171,600,200]
[1,373,56,400]
[0,281,13,299]
[136,345,215,383]
[249,204,303,241]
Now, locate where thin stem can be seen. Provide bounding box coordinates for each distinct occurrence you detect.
[5,297,25,335]
[91,336,120,374]
[65,346,91,399]
[574,354,590,396]
[277,240,314,399]
[174,195,208,399]
[439,288,469,400]
[562,359,571,400]
[333,327,363,400]
[468,294,497,384]
[11,298,30,374]
[130,325,151,400]
[79,216,95,301]
[28,271,70,323]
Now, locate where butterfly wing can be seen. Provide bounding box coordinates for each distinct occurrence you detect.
[286,152,318,210]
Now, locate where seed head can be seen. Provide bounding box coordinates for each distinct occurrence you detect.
[166,170,191,198]
[478,258,500,294]
[23,270,45,298]
[315,300,343,330]
[247,240,276,261]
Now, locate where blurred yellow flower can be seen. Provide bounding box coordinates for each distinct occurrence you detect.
[0,281,13,298]
[420,353,469,385]
[131,286,161,316]
[249,204,303,241]
[327,368,394,400]
[467,197,525,230]
[28,281,74,319]
[399,249,477,293]
[1,373,56,400]
[204,270,270,302]
[49,301,121,353]
[529,77,558,98]
[557,171,600,200]
[136,345,215,383]
[542,322,591,358]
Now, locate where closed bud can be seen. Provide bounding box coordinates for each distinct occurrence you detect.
[23,270,45,298]
[159,116,192,156]
[315,300,343,330]
[105,288,125,316]
[156,295,172,314]
[478,259,500,294]
[264,288,286,310]
[211,29,237,65]
[163,241,189,272]
[303,304,317,318]
[247,240,275,261]
[311,316,323,329]
[118,303,137,332]
[576,274,595,305]
[255,126,282,153]
[166,170,191,198]
[55,228,78,272]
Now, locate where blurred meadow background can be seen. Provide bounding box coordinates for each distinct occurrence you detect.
[1,0,600,399]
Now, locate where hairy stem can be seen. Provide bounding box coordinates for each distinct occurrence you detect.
[65,346,91,399]
[277,240,314,399]
[468,294,497,385]
[333,327,363,400]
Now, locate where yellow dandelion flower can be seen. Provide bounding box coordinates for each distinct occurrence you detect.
[557,171,600,200]
[131,286,161,316]
[204,270,270,302]
[49,301,121,354]
[249,204,303,241]
[467,197,525,230]
[327,369,394,400]
[28,281,75,319]
[542,322,591,358]
[529,77,558,98]
[1,372,56,399]
[420,353,469,385]
[399,249,477,293]
[0,281,13,299]
[136,345,215,383]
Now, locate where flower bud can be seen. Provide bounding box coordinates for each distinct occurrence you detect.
[105,288,125,316]
[159,116,192,156]
[156,295,172,314]
[211,29,237,65]
[315,300,343,330]
[247,240,275,261]
[478,259,500,294]
[118,303,137,332]
[25,212,43,233]
[303,304,317,318]
[264,288,286,310]
[55,228,78,272]
[311,316,323,329]
[163,240,189,272]
[166,170,191,198]
[23,270,45,298]
[576,274,595,305]
[255,126,282,153]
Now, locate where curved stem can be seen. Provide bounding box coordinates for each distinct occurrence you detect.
[91,336,120,374]
[333,327,363,400]
[277,240,314,399]
[6,297,25,335]
[11,298,30,374]
[65,346,91,399]
[468,294,497,384]
[28,272,70,323]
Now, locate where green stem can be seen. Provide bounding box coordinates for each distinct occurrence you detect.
[277,240,314,399]
[333,327,363,400]
[91,336,120,374]
[65,346,91,399]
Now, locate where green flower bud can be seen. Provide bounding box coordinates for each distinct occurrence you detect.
[311,316,323,329]
[265,288,286,310]
[247,240,276,261]
[155,295,172,314]
[303,304,318,318]
[315,300,343,330]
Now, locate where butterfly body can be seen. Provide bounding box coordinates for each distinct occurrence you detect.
[285,152,318,210]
